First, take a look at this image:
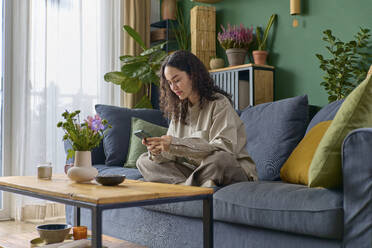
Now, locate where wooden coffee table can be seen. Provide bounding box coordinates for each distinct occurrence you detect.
[0,175,214,248]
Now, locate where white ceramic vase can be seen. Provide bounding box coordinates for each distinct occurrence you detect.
[67,151,98,183]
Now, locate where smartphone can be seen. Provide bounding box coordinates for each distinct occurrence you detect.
[134,130,152,140]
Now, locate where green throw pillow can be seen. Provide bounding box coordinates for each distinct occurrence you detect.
[124,117,168,168]
[308,74,372,188]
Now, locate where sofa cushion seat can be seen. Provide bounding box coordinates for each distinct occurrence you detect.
[94,165,143,180]
[213,181,343,240]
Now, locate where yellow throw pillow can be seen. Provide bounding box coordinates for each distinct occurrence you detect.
[280,121,332,185]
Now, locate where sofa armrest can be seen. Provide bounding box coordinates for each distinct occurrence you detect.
[64,139,106,165]
[342,128,372,247]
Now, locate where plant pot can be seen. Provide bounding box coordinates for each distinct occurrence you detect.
[161,0,177,20]
[67,151,98,183]
[210,58,225,70]
[253,50,268,65]
[225,48,247,66]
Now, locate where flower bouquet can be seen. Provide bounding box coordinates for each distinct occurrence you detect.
[217,24,253,66]
[57,110,111,161]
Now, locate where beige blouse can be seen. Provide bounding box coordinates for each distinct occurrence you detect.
[151,93,258,181]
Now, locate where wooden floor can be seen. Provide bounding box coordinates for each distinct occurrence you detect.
[0,219,146,248]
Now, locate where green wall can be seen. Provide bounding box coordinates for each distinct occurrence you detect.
[178,0,372,106]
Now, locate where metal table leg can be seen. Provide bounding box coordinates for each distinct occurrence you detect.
[91,207,103,248]
[203,195,213,248]
[74,206,81,226]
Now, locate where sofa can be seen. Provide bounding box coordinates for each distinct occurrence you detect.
[65,94,372,248]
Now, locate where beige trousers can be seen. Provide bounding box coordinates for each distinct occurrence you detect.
[136,151,249,186]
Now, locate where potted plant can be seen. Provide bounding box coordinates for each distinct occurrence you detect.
[316,27,371,102]
[104,25,168,108]
[217,23,254,66]
[172,3,190,51]
[57,110,111,182]
[253,14,277,65]
[162,0,177,20]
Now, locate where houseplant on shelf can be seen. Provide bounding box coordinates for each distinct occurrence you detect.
[57,110,111,183]
[104,25,168,109]
[218,23,254,66]
[253,14,277,65]
[315,27,371,102]
[172,3,190,51]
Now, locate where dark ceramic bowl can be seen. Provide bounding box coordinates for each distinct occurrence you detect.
[37,224,72,244]
[95,174,126,186]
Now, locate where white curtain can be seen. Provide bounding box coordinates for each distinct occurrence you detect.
[10,0,123,221]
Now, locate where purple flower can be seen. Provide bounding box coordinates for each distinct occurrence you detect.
[86,114,104,132]
[218,23,253,50]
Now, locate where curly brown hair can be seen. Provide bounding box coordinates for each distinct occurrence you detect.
[159,50,231,124]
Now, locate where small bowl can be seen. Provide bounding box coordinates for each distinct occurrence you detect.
[37,224,72,244]
[95,174,126,186]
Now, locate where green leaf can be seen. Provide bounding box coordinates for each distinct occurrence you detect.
[104,71,126,85]
[139,70,159,85]
[134,95,153,109]
[120,55,147,64]
[151,50,167,64]
[141,42,167,56]
[67,149,75,161]
[123,25,147,50]
[315,54,324,60]
[121,61,149,78]
[121,78,143,93]
[256,27,262,50]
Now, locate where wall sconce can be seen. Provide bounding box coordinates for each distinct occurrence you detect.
[290,0,301,27]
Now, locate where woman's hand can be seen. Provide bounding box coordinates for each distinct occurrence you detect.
[142,135,172,155]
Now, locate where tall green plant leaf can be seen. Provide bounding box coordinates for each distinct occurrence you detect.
[123,25,147,50]
[257,14,277,50]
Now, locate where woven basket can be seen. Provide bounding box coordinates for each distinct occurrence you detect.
[190,6,216,69]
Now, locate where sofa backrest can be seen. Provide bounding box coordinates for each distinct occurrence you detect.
[240,95,309,181]
[306,100,344,133]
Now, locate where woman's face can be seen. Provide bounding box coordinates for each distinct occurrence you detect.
[164,66,199,104]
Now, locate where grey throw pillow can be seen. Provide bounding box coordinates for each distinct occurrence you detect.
[240,95,309,180]
[95,105,168,166]
[305,99,344,134]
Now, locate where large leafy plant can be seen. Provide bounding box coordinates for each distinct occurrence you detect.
[256,14,277,51]
[104,25,168,108]
[316,27,371,102]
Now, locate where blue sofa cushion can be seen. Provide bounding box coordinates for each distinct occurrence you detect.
[95,105,168,166]
[213,181,343,239]
[240,95,309,180]
[94,164,143,180]
[306,99,344,134]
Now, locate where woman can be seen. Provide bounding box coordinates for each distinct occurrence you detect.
[136,50,257,187]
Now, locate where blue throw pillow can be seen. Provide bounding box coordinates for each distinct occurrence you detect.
[95,105,168,166]
[305,99,344,134]
[240,95,309,180]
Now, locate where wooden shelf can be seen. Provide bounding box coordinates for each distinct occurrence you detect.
[210,64,275,109]
[209,63,275,73]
